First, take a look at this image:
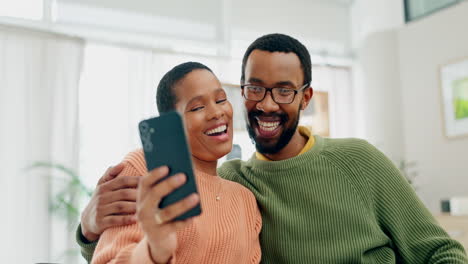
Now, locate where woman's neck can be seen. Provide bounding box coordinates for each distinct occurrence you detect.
[192,156,218,175]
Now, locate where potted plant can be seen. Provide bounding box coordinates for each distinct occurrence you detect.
[28,162,93,263]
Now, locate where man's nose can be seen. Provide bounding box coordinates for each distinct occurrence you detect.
[256,91,280,113]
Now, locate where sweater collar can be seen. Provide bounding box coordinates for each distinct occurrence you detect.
[247,135,325,172]
[255,126,316,161]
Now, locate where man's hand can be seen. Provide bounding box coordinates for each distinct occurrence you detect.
[137,166,199,263]
[80,163,140,242]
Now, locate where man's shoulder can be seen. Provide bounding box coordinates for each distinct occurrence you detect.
[217,158,247,181]
[318,137,388,175]
[320,137,377,157]
[320,136,398,183]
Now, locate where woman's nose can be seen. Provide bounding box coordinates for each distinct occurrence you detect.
[208,104,224,120]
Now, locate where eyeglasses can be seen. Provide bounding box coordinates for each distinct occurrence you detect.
[241,83,309,104]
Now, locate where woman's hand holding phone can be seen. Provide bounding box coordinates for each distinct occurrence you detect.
[136,166,200,263]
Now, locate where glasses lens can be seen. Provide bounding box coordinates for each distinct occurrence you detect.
[244,86,265,101]
[272,88,295,104]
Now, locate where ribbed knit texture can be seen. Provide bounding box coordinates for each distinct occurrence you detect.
[219,135,468,263]
[76,224,98,263]
[92,150,261,264]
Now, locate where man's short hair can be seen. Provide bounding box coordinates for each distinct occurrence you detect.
[156,62,213,113]
[241,33,312,86]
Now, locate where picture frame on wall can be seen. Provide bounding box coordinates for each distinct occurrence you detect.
[440,57,468,138]
[301,91,330,137]
[404,0,462,23]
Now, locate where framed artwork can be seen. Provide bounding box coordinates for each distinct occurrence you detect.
[440,58,468,138]
[404,0,462,23]
[301,91,329,137]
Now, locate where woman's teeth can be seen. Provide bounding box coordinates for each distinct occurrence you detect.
[258,121,280,131]
[206,125,227,135]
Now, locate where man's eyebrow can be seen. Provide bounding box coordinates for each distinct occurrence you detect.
[247,77,263,84]
[274,81,296,87]
[248,78,296,88]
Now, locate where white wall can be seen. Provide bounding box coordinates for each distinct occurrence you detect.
[397,1,468,212]
[59,0,221,25]
[57,0,351,58]
[350,0,404,50]
[232,0,350,58]
[352,0,468,212]
[353,30,405,163]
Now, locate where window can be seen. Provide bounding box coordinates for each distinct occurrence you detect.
[0,0,44,20]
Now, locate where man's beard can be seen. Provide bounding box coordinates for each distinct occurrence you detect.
[245,104,301,155]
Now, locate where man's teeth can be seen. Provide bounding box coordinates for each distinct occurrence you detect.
[206,125,227,135]
[258,121,280,131]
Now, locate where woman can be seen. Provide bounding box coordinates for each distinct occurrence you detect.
[92,62,261,264]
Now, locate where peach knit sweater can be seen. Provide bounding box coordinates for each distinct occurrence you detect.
[92,150,262,264]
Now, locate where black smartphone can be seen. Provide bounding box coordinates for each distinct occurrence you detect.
[138,111,201,221]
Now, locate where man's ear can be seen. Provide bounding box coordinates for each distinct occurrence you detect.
[301,87,313,110]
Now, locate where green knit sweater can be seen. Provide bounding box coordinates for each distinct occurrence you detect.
[218,136,468,263]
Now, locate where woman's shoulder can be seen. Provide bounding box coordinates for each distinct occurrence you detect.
[122,148,147,174]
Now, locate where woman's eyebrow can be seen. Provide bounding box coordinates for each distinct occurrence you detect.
[186,88,225,106]
[186,95,203,106]
[214,88,225,93]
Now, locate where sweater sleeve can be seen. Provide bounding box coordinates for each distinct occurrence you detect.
[76,223,98,263]
[355,140,468,263]
[91,161,176,264]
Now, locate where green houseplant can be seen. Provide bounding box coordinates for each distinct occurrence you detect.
[28,162,93,261]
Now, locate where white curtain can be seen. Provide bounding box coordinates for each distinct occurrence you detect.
[0,26,84,263]
[78,44,158,189]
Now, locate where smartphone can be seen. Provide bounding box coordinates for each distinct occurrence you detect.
[138,111,201,221]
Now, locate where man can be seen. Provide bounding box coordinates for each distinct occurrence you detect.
[77,34,468,263]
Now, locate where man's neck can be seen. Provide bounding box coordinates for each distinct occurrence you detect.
[262,130,307,161]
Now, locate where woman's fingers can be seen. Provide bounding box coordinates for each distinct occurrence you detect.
[150,173,187,201]
[138,170,188,222]
[138,166,170,203]
[139,172,187,206]
[155,193,199,224]
[139,173,187,220]
[139,166,170,194]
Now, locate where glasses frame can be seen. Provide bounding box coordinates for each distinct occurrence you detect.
[240,83,310,104]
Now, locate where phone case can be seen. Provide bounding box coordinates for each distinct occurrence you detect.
[139,111,201,221]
